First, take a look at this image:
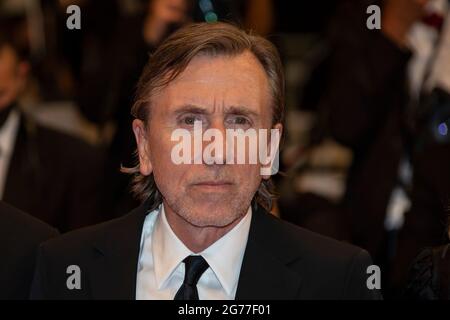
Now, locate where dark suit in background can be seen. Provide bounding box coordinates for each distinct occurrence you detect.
[322,0,411,259]
[0,201,58,299]
[320,1,450,297]
[30,202,381,300]
[3,111,105,232]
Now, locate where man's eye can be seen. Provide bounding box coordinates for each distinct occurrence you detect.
[182,115,202,126]
[227,116,251,127]
[234,117,249,125]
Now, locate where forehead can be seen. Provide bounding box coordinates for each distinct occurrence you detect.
[152,51,271,114]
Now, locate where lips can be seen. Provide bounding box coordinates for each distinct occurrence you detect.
[190,180,234,191]
[192,181,233,186]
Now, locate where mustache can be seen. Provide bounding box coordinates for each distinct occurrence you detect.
[187,170,235,185]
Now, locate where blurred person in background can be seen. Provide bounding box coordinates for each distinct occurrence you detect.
[393,141,450,297]
[321,0,430,260]
[278,0,450,297]
[391,0,450,296]
[0,16,104,232]
[328,0,450,297]
[404,214,450,300]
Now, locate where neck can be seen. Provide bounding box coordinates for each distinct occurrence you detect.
[163,202,246,253]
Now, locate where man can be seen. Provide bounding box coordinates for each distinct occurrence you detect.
[0,17,104,232]
[31,22,381,300]
[0,201,58,299]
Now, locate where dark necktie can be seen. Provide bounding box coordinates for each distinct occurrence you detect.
[174,255,209,300]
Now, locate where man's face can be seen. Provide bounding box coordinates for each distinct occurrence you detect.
[0,45,28,110]
[133,51,282,228]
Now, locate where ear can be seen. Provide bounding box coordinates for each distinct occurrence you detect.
[261,122,283,180]
[132,119,153,176]
[272,123,283,137]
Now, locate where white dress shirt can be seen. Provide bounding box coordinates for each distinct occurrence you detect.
[136,204,252,300]
[0,110,20,199]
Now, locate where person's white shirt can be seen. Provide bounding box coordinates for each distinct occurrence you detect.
[0,109,20,199]
[136,203,252,300]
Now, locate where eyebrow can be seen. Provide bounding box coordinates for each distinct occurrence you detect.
[173,105,208,116]
[226,106,260,119]
[173,104,260,118]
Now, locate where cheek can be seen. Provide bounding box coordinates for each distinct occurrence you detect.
[148,132,190,191]
[233,164,262,189]
[152,163,184,194]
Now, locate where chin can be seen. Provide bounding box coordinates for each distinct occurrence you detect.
[184,205,242,228]
[163,187,254,228]
[176,198,249,228]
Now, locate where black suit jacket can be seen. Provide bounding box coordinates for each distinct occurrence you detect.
[0,201,59,300]
[31,202,382,300]
[3,112,105,232]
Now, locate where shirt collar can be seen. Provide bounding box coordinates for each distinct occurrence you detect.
[152,204,252,296]
[201,207,252,296]
[152,204,192,290]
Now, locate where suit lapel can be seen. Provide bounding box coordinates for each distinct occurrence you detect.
[235,206,303,299]
[89,201,150,299]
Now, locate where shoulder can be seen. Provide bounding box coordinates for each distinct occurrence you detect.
[39,214,127,256]
[253,210,381,299]
[0,201,58,244]
[37,204,146,258]
[256,210,369,265]
[30,204,148,299]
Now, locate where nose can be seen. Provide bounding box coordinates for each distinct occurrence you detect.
[202,118,227,166]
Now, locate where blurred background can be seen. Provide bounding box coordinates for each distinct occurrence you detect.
[1,0,449,299]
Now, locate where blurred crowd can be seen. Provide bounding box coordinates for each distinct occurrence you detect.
[1,0,449,299]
